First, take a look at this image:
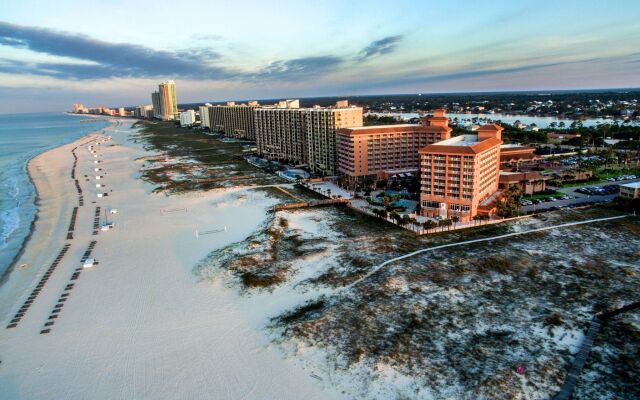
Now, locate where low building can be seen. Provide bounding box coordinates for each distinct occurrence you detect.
[180,110,196,127]
[620,182,640,199]
[419,124,504,222]
[336,109,452,182]
[499,144,541,166]
[547,132,581,143]
[499,171,549,195]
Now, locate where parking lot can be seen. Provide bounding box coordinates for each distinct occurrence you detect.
[520,177,640,213]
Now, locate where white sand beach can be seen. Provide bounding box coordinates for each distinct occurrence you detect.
[0,120,343,399]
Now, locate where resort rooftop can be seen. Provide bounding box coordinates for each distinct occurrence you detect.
[432,134,480,147]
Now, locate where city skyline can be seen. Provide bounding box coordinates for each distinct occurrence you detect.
[1,0,640,113]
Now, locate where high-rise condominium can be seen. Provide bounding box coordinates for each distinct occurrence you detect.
[208,101,260,139]
[151,91,162,119]
[158,80,178,121]
[199,104,212,129]
[255,101,363,175]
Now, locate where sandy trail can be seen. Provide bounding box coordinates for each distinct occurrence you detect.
[0,121,343,400]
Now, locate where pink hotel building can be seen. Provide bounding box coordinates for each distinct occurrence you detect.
[336,109,504,222]
[336,109,452,180]
[419,124,503,221]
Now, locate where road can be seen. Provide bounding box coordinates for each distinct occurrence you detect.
[520,177,640,213]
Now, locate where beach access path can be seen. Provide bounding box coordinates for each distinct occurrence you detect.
[0,120,344,400]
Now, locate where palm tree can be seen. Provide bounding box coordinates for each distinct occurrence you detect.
[451,214,460,229]
[390,212,401,225]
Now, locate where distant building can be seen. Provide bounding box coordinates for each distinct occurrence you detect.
[151,91,162,119]
[255,100,363,175]
[337,109,452,181]
[620,182,640,199]
[134,105,153,119]
[208,102,260,139]
[199,103,212,129]
[180,110,196,127]
[72,103,86,113]
[514,122,527,130]
[255,107,306,165]
[419,124,504,221]
[499,144,541,166]
[118,107,126,117]
[158,80,178,121]
[547,132,581,143]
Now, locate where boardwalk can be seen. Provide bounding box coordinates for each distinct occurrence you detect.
[553,317,602,400]
[553,301,640,400]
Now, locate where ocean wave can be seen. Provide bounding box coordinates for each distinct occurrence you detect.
[0,206,20,249]
[0,172,22,249]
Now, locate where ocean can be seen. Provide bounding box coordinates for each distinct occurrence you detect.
[0,112,110,277]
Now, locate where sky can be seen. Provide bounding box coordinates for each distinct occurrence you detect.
[0,0,639,113]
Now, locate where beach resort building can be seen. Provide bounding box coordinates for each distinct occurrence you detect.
[419,124,504,222]
[336,110,453,181]
[255,101,363,175]
[158,80,178,121]
[151,91,162,119]
[134,105,153,119]
[180,110,196,127]
[254,106,306,166]
[72,103,87,113]
[199,104,212,129]
[208,102,260,140]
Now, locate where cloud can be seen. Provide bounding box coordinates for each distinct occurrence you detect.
[0,21,230,80]
[358,35,403,60]
[256,56,343,79]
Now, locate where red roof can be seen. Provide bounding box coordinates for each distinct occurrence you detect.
[477,124,504,132]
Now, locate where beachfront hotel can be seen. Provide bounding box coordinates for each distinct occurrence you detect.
[336,109,452,181]
[255,100,363,175]
[419,124,504,222]
[208,101,260,140]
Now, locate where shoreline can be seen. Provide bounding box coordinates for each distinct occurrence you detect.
[0,120,342,399]
[0,123,114,287]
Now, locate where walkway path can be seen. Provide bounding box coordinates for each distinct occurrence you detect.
[344,214,628,290]
[553,301,640,400]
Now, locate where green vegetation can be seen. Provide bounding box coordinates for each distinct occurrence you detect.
[363,114,403,126]
[522,190,562,200]
[133,120,282,192]
[595,166,640,180]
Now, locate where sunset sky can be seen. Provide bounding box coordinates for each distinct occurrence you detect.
[1,0,639,113]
